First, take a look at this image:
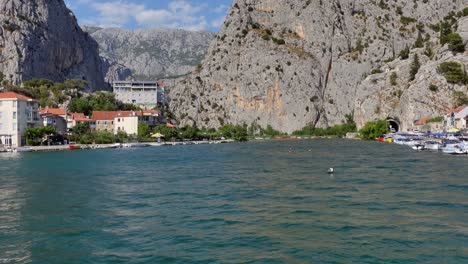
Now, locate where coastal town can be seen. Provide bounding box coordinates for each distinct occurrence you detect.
[0,80,168,150]
[0,78,467,154]
[0,79,245,152]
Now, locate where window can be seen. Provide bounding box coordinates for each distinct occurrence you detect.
[12,101,16,107]
[118,118,120,122]
[13,123,17,131]
[13,112,16,120]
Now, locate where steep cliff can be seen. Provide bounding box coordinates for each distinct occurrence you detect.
[84,27,215,82]
[169,0,468,133]
[0,0,106,90]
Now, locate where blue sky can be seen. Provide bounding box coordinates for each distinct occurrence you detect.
[64,0,232,32]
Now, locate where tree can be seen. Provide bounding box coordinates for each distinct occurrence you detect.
[437,61,466,84]
[409,54,420,81]
[68,97,92,115]
[64,79,88,97]
[453,91,468,107]
[446,33,465,53]
[413,32,424,48]
[439,21,453,45]
[23,78,54,88]
[153,125,178,139]
[180,125,199,140]
[88,92,119,111]
[138,122,150,138]
[399,45,410,60]
[25,126,57,145]
[389,72,398,86]
[359,120,389,140]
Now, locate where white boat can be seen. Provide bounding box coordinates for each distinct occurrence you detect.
[14,147,33,152]
[424,141,442,151]
[122,143,149,148]
[412,144,425,151]
[441,145,467,155]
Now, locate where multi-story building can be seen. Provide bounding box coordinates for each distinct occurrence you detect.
[112,81,165,109]
[0,92,41,147]
[40,108,67,135]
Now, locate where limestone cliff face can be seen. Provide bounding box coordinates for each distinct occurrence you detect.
[169,0,468,133]
[84,27,215,82]
[354,16,468,131]
[0,0,106,90]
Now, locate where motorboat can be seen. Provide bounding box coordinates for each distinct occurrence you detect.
[14,147,33,152]
[423,140,442,151]
[412,144,425,151]
[122,143,149,148]
[441,145,467,155]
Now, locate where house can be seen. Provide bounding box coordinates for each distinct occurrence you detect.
[91,111,119,132]
[92,110,163,135]
[413,117,443,132]
[67,112,94,130]
[40,108,67,135]
[444,105,466,131]
[0,92,41,147]
[454,105,468,130]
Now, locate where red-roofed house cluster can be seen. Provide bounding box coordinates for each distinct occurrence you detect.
[0,92,167,147]
[413,105,468,132]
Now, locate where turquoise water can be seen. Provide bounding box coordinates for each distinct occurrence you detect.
[0,139,467,263]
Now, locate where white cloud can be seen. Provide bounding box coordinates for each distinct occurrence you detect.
[74,0,219,31]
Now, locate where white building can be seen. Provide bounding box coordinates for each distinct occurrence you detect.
[0,92,41,147]
[112,81,165,109]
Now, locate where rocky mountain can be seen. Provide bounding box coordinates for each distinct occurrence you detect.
[169,0,468,133]
[0,0,106,91]
[83,27,216,82]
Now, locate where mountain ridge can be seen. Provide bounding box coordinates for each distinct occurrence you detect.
[83,26,216,82]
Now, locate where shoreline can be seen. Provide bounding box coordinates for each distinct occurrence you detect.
[1,139,236,153]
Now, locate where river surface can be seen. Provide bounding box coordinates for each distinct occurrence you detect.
[0,139,467,263]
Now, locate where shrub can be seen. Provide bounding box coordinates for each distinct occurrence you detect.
[399,45,410,60]
[446,33,465,53]
[400,16,417,25]
[359,120,389,140]
[390,72,398,86]
[427,117,443,123]
[409,53,420,81]
[437,61,466,84]
[272,37,285,45]
[428,84,438,92]
[413,32,424,48]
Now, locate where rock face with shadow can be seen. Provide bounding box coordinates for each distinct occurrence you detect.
[169,0,468,133]
[0,0,106,90]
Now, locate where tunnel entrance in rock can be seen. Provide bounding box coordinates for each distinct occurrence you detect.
[387,118,400,133]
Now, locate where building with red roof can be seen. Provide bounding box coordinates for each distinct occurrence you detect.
[91,110,163,135]
[0,92,41,147]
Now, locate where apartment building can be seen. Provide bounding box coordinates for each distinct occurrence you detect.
[0,92,41,147]
[112,81,165,109]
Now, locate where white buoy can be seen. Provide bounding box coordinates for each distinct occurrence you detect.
[328,168,334,174]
